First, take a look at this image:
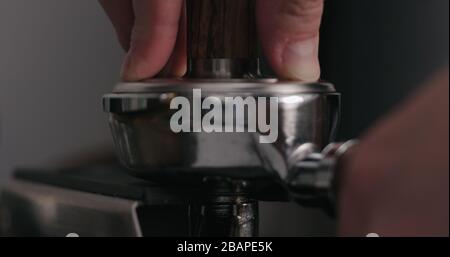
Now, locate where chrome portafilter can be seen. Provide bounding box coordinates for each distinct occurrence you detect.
[103,0,354,236]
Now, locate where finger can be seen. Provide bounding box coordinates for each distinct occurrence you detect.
[157,6,187,78]
[257,0,324,81]
[98,0,134,50]
[122,0,184,81]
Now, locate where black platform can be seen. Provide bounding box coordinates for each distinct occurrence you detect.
[13,164,288,202]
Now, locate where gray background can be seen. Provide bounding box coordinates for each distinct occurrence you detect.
[0,0,120,180]
[0,0,448,236]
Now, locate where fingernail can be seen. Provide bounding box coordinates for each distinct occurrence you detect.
[121,52,140,81]
[282,38,321,81]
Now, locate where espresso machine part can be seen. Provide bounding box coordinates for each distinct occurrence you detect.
[0,0,352,237]
[104,0,339,184]
[103,0,347,236]
[0,166,258,237]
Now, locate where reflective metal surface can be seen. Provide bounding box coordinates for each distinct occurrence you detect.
[0,179,260,237]
[193,197,258,237]
[187,59,262,79]
[103,79,340,184]
[286,140,359,213]
[0,181,142,237]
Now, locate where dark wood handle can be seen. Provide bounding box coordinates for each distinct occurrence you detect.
[187,0,258,59]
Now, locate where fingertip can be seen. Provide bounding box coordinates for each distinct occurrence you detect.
[256,0,323,81]
[281,37,321,81]
[120,53,141,82]
[119,0,184,81]
[120,48,162,81]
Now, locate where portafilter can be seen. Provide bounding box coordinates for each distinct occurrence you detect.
[103,0,356,213]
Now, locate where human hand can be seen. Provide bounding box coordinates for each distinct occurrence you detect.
[339,68,449,236]
[99,0,323,81]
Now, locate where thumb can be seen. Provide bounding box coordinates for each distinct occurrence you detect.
[257,0,323,81]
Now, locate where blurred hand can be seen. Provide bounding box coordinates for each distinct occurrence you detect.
[99,0,323,81]
[339,68,449,236]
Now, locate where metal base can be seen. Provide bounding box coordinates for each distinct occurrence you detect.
[0,173,259,237]
[0,180,143,237]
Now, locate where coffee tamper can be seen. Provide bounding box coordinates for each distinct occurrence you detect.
[103,0,355,236]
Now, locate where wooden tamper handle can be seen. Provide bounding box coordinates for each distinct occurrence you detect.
[186,0,260,79]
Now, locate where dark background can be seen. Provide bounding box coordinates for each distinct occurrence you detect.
[0,0,448,236]
[321,0,449,139]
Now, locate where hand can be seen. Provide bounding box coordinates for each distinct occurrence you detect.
[339,68,449,236]
[99,0,323,81]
